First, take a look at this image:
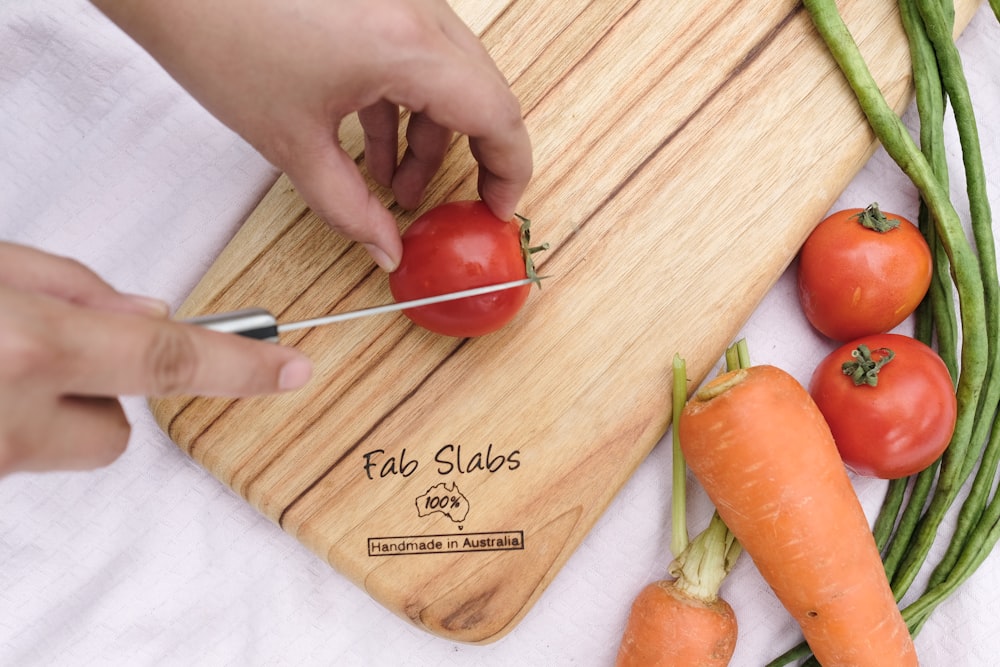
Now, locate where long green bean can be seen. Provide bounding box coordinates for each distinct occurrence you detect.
[804,0,989,602]
[902,411,1000,631]
[893,0,1000,591]
[881,461,937,586]
[764,641,813,667]
[872,477,908,552]
[767,2,991,664]
[870,0,948,575]
[900,0,956,376]
[916,0,997,484]
[904,0,1000,592]
[875,0,953,590]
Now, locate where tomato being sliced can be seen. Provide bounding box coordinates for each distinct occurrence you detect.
[809,333,956,479]
[797,204,932,342]
[388,200,547,337]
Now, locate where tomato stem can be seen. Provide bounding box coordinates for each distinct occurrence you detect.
[516,213,550,287]
[855,202,902,233]
[841,344,895,387]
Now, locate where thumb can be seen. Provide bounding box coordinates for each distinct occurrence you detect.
[283,141,403,272]
[0,242,170,317]
[37,303,314,399]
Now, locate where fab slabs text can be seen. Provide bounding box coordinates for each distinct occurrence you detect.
[361,443,521,479]
[361,443,526,557]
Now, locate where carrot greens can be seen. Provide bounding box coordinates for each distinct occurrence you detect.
[616,346,745,666]
[671,353,690,558]
[668,344,745,606]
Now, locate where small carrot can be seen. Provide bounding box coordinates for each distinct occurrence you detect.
[616,349,743,667]
[679,365,917,667]
[615,520,738,667]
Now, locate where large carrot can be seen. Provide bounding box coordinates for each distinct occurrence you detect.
[678,365,917,667]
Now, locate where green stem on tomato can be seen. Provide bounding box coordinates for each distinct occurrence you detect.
[841,344,894,387]
[515,213,550,288]
[854,202,901,232]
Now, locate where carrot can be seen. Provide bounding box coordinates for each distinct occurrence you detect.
[615,544,738,667]
[616,351,742,667]
[679,365,917,667]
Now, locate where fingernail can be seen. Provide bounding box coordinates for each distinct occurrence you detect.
[364,243,398,272]
[279,357,313,391]
[126,294,171,318]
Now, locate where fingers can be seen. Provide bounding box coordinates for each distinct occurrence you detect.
[393,112,453,209]
[356,5,531,222]
[357,100,401,188]
[283,137,404,272]
[55,310,313,398]
[0,287,313,400]
[0,273,314,477]
[468,123,534,222]
[359,105,454,212]
[0,396,131,475]
[386,18,533,221]
[0,242,170,317]
[427,3,533,218]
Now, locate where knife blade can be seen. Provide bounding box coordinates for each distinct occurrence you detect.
[182,277,538,342]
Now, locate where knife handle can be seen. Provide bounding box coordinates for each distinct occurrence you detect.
[182,307,280,342]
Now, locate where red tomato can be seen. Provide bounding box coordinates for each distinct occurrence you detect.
[388,200,545,337]
[809,333,956,479]
[797,204,932,341]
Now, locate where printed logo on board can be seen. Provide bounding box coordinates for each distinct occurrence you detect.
[415,481,469,523]
[362,443,525,557]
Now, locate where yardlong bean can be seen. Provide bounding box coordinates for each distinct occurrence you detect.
[903,0,1000,594]
[768,1,994,663]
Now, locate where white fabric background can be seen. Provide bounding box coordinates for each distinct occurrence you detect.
[1,2,998,665]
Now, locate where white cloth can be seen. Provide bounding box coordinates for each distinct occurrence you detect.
[1,2,998,665]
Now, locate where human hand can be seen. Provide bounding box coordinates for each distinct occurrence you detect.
[0,243,312,476]
[91,0,533,272]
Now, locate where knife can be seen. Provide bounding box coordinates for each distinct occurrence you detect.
[182,277,537,342]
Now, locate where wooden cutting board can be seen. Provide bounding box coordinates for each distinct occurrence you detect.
[150,0,980,644]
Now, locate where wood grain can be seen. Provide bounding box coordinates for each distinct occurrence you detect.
[150,0,980,644]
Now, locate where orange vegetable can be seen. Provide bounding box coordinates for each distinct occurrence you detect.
[678,365,917,667]
[615,575,736,667]
[616,353,741,667]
